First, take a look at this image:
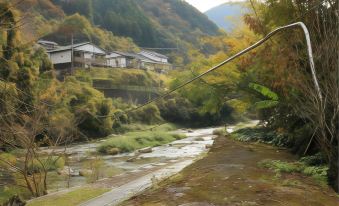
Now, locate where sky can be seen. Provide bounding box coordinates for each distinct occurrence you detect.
[184,0,236,12]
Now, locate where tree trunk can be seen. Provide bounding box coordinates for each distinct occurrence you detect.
[328,147,338,192]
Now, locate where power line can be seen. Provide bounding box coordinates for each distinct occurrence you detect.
[0,22,322,131]
[97,22,322,119]
[140,47,178,50]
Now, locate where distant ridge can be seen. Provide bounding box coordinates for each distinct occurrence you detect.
[205,2,249,32]
[15,0,220,53]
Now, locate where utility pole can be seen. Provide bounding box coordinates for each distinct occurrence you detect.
[70,33,74,75]
[90,40,93,70]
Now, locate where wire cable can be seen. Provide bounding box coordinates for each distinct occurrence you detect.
[97,22,322,119]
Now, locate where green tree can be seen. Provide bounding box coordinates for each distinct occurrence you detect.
[243,0,338,191]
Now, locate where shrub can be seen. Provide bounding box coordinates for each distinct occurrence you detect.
[258,160,303,173]
[300,153,326,166]
[82,157,105,183]
[0,153,16,169]
[129,104,163,124]
[231,127,290,147]
[28,156,65,173]
[258,159,328,185]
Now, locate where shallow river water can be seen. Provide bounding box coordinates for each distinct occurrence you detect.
[41,125,232,193]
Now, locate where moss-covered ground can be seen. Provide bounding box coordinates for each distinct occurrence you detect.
[122,136,339,206]
[27,187,109,206]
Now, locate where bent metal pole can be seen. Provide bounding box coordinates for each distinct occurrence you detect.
[98,22,323,118]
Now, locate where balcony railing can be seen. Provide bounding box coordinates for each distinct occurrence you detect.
[74,57,107,67]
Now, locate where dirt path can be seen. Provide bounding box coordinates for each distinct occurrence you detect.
[122,136,339,206]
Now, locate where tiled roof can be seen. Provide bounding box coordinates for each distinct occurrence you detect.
[46,42,90,53]
[38,40,58,46]
[46,42,106,55]
[139,50,168,59]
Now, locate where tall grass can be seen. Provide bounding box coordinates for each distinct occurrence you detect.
[115,123,178,134]
[28,156,65,173]
[98,131,185,154]
[258,159,328,186]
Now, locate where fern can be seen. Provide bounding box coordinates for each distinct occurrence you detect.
[249,83,279,101]
[249,83,279,109]
[254,100,279,109]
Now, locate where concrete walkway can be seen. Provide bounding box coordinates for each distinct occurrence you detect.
[79,159,193,206]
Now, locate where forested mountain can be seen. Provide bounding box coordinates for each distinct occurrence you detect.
[205,2,248,32]
[16,0,220,49]
[1,1,338,203]
[52,0,220,47]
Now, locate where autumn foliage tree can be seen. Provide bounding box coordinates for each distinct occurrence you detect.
[243,0,338,191]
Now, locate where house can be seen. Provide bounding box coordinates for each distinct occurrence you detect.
[41,39,173,75]
[46,42,106,74]
[106,50,172,73]
[106,51,139,68]
[106,51,172,73]
[138,50,172,73]
[138,50,169,63]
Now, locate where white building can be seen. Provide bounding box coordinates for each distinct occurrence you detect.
[106,51,137,68]
[106,50,172,73]
[42,40,173,75]
[46,42,106,74]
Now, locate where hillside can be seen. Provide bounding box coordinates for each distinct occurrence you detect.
[205,2,249,32]
[19,0,220,48]
[13,0,221,63]
[51,0,220,47]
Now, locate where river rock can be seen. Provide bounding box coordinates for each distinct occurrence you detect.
[57,166,76,176]
[205,144,213,149]
[79,169,93,176]
[138,147,152,153]
[126,157,137,162]
[107,148,120,155]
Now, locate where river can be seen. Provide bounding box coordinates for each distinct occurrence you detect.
[40,123,252,194]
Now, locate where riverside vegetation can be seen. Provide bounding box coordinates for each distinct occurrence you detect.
[231,127,329,186]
